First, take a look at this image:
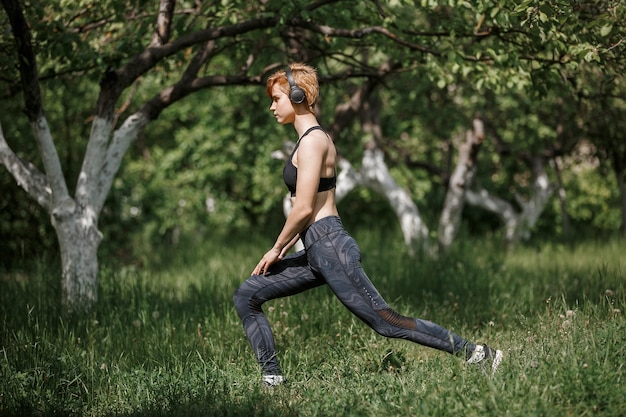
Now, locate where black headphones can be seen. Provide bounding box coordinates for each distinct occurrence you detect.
[285,67,306,104]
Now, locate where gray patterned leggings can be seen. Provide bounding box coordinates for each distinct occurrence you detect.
[233,216,474,376]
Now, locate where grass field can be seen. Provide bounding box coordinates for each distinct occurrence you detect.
[1,230,625,416]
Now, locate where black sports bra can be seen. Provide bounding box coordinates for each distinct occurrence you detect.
[283,126,336,197]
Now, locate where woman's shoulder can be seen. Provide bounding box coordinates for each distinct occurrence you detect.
[299,130,332,152]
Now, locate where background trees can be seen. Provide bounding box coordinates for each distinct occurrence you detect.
[1,0,624,311]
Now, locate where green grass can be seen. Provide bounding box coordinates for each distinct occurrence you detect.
[1,231,625,416]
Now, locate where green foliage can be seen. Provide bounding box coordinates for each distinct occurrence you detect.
[1,234,625,416]
[558,164,622,234]
[103,85,289,252]
[0,179,57,269]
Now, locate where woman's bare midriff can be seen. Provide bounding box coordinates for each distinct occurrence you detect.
[292,189,339,229]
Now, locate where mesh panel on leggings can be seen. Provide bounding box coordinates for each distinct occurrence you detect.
[376,308,417,330]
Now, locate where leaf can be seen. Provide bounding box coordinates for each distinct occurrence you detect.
[584,50,598,62]
[600,24,613,37]
[513,0,534,14]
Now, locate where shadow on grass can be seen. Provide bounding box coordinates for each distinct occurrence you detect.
[4,394,298,417]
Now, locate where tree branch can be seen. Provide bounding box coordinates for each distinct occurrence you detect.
[181,39,217,83]
[0,122,51,210]
[93,113,150,213]
[1,0,43,121]
[150,0,176,47]
[139,72,257,121]
[94,14,279,118]
[297,19,441,56]
[116,16,280,88]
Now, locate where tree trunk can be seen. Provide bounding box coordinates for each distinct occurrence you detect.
[516,156,555,242]
[438,119,484,251]
[360,148,429,255]
[618,171,626,238]
[54,210,103,312]
[550,156,572,241]
[611,152,626,238]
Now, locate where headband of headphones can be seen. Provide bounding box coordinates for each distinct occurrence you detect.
[285,67,306,104]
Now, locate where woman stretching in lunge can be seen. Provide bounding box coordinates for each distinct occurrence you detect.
[233,63,503,386]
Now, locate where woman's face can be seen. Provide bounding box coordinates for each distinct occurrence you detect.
[269,82,295,125]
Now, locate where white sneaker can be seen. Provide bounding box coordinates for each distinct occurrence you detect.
[467,344,503,374]
[262,375,284,386]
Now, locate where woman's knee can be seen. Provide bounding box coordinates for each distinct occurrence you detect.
[233,280,262,317]
[233,283,250,316]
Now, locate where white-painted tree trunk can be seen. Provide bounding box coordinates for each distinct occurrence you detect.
[359,148,429,254]
[438,119,484,251]
[54,209,102,311]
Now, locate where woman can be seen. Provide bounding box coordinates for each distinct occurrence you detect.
[233,63,503,386]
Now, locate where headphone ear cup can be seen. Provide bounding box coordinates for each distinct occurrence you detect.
[285,67,306,104]
[289,86,306,104]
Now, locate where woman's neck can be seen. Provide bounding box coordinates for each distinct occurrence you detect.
[293,113,320,138]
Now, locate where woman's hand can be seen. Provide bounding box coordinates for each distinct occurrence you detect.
[252,247,282,276]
